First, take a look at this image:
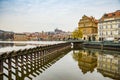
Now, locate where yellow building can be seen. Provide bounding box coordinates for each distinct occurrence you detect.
[14,33,28,41]
[78,15,98,41]
[72,50,97,74]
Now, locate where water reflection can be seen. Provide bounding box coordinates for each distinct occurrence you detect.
[0,43,14,48]
[72,49,120,79]
[97,51,120,79]
[1,42,120,80]
[2,48,70,80]
[0,43,36,53]
[0,43,28,48]
[72,49,97,74]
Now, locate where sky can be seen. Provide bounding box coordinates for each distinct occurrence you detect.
[0,0,120,32]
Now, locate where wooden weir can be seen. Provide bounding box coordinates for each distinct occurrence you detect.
[0,42,71,80]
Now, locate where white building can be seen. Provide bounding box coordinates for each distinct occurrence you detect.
[97,53,120,79]
[98,10,120,41]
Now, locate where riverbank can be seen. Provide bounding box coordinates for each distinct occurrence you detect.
[83,41,120,51]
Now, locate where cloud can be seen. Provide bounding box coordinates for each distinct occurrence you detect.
[0,0,120,32]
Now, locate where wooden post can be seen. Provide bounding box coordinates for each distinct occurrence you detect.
[0,53,7,80]
[15,52,19,80]
[20,54,24,80]
[26,51,29,74]
[0,53,4,80]
[40,50,43,67]
[30,50,33,71]
[43,50,45,65]
[34,50,36,71]
[8,52,12,80]
[38,51,41,69]
[39,49,42,68]
[36,49,39,69]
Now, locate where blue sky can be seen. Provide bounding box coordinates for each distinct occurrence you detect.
[0,0,120,32]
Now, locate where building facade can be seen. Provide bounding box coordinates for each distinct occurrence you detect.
[98,10,120,41]
[78,15,98,41]
[14,33,28,41]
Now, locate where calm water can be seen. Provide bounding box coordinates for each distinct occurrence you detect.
[0,41,65,53]
[33,49,120,80]
[0,41,120,80]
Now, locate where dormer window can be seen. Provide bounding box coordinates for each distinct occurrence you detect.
[104,14,108,17]
[112,13,115,16]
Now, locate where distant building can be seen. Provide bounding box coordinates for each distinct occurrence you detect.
[14,33,27,41]
[0,30,4,40]
[78,15,98,41]
[39,31,48,41]
[0,30,14,41]
[98,10,120,41]
[28,34,38,41]
[52,31,71,41]
[13,29,71,41]
[55,28,64,34]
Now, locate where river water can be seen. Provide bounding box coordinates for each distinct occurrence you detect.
[34,49,120,80]
[0,41,120,80]
[0,41,65,53]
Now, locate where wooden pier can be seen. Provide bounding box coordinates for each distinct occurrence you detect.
[0,42,71,80]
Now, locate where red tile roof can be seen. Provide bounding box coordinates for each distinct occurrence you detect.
[100,10,120,21]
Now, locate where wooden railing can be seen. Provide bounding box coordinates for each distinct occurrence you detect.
[0,42,71,80]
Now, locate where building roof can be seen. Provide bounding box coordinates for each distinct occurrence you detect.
[88,16,98,24]
[79,15,98,24]
[99,10,120,21]
[14,33,26,35]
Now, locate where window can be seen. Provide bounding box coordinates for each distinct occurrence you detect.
[92,29,95,33]
[83,29,86,34]
[99,26,101,29]
[99,33,101,36]
[106,26,107,29]
[111,32,112,35]
[110,25,112,29]
[101,26,103,29]
[106,32,108,35]
[119,24,120,28]
[102,32,103,36]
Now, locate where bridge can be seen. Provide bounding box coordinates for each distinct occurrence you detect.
[67,40,84,49]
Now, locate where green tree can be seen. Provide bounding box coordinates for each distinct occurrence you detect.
[72,29,83,39]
